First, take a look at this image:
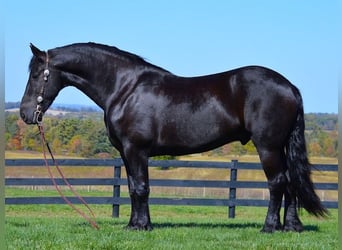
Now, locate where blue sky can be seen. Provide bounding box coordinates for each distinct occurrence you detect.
[5,1,339,113]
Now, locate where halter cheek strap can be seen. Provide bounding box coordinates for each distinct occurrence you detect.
[37,68,49,103]
[43,69,50,82]
[34,51,50,124]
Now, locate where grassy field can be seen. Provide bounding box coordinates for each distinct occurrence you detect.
[5,201,338,250]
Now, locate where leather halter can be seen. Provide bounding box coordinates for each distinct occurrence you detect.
[33,51,50,124]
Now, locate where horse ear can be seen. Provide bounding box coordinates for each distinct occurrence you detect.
[30,43,45,61]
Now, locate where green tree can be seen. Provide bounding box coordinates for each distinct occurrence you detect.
[21,125,40,151]
[69,135,83,155]
[56,118,80,145]
[230,142,247,156]
[244,141,257,155]
[5,113,19,136]
[86,122,118,157]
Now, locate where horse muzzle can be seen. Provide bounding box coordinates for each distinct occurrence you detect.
[20,104,43,124]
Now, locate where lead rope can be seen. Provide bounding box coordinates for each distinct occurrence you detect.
[37,123,99,230]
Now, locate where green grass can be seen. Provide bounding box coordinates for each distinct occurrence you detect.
[5,197,338,249]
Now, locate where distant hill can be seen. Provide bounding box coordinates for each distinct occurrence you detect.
[4,102,21,109]
[305,113,337,131]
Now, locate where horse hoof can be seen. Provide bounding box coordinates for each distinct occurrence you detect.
[260,227,275,233]
[283,223,304,233]
[260,223,282,233]
[125,223,153,231]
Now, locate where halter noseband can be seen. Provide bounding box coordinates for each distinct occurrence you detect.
[33,51,50,124]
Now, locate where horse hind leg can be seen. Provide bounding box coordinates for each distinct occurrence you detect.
[256,147,287,233]
[254,146,303,233]
[283,177,304,232]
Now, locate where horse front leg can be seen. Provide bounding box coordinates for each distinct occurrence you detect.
[121,146,152,231]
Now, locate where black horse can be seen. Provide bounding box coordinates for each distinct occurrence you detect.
[20,43,327,232]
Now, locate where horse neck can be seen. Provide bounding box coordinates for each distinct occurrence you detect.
[52,45,171,111]
[54,49,127,110]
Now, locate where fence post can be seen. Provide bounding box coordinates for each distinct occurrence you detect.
[228,160,237,218]
[112,164,122,218]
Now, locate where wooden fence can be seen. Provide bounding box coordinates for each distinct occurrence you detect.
[5,159,338,218]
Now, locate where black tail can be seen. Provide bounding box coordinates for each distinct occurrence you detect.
[286,92,328,217]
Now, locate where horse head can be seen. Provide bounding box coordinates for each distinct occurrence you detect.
[20,44,63,124]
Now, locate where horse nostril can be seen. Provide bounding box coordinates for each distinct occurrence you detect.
[20,111,26,122]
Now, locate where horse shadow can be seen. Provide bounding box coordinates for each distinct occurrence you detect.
[6,217,319,232]
[153,221,261,229]
[152,221,319,232]
[71,220,319,232]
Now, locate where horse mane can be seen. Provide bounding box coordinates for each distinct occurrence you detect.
[58,42,171,73]
[87,43,149,65]
[89,42,171,73]
[29,42,171,73]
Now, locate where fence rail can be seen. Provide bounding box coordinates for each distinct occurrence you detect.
[5,159,338,218]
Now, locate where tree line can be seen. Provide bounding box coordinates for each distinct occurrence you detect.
[5,111,338,158]
[5,112,118,158]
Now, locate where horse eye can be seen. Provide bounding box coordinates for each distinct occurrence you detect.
[31,74,38,79]
[30,69,44,79]
[30,71,39,79]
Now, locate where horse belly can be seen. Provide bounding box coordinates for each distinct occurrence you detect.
[153,103,242,155]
